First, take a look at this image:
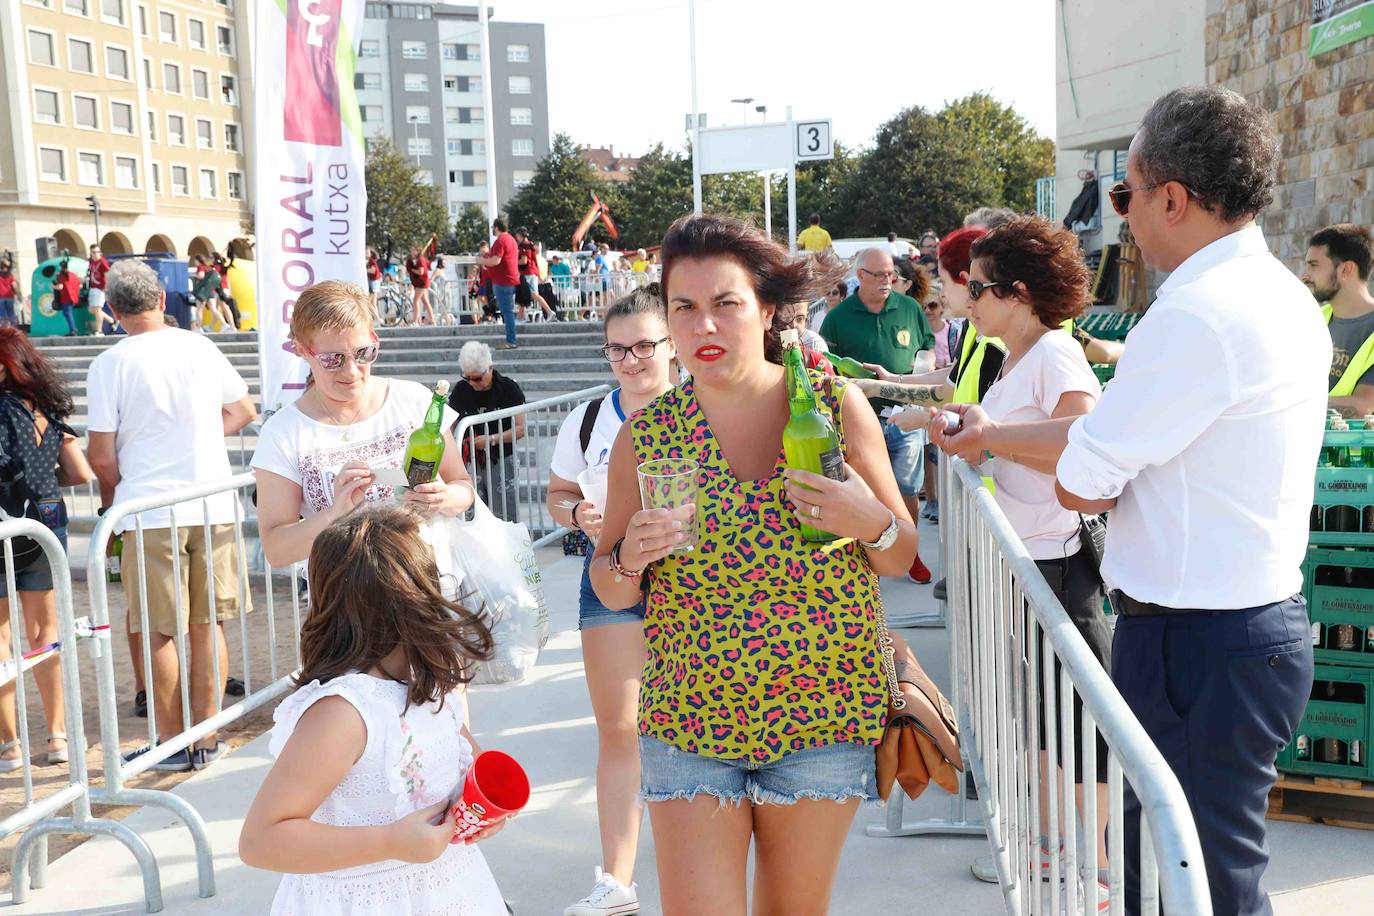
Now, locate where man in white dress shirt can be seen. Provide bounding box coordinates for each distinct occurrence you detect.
[934,86,1330,915]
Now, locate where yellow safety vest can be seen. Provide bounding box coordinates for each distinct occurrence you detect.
[950,324,1004,405]
[1322,304,1374,397]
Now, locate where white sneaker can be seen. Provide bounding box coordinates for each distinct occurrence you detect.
[1058,881,1110,914]
[564,866,639,916]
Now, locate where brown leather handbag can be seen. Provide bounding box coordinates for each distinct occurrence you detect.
[870,573,963,801]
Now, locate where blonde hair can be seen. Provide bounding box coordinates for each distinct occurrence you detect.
[289,280,376,345]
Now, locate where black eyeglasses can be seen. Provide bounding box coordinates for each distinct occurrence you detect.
[601,337,669,362]
[857,268,896,281]
[966,279,1015,301]
[462,372,488,383]
[1108,180,1197,216]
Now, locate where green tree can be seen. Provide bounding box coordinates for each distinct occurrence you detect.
[769,142,863,242]
[610,144,693,249]
[505,133,612,250]
[935,93,1055,215]
[364,136,449,255]
[447,203,489,254]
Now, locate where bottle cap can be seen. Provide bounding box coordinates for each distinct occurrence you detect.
[779,328,800,346]
[436,379,450,396]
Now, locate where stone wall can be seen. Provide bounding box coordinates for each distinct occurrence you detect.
[1207,0,1374,263]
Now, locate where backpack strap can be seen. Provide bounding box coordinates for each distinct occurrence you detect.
[578,395,605,455]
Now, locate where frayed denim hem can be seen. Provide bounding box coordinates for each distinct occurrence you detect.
[639,786,876,808]
[639,786,749,807]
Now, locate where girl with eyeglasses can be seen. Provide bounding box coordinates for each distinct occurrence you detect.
[545,284,675,916]
[252,281,475,569]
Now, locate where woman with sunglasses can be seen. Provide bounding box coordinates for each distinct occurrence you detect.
[807,280,848,335]
[252,281,474,568]
[545,285,675,916]
[931,216,1112,903]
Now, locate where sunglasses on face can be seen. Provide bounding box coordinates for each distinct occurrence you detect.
[601,337,669,363]
[966,279,1015,301]
[296,333,380,371]
[463,372,488,383]
[1108,179,1198,216]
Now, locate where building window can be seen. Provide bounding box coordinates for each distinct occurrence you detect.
[33,89,61,124]
[461,107,483,124]
[402,40,426,59]
[405,105,430,124]
[110,100,134,134]
[446,139,460,155]
[158,9,176,42]
[26,0,55,8]
[115,155,138,189]
[361,105,382,123]
[512,138,534,157]
[445,107,459,124]
[224,123,240,152]
[39,147,66,182]
[105,45,130,80]
[404,73,428,92]
[472,139,486,155]
[199,168,216,197]
[171,164,189,195]
[220,74,238,105]
[138,4,147,35]
[508,75,531,95]
[506,44,529,63]
[196,118,213,149]
[68,38,95,73]
[163,62,181,94]
[101,0,124,24]
[465,44,479,60]
[187,18,205,50]
[28,30,56,67]
[509,107,532,126]
[74,95,100,129]
[64,0,88,14]
[407,137,432,157]
[79,151,104,185]
[227,171,244,200]
[355,72,382,91]
[463,76,481,94]
[359,39,379,58]
[447,169,458,183]
[216,25,234,55]
[415,169,433,185]
[470,170,486,187]
[150,162,160,192]
[192,68,210,100]
[167,113,185,145]
[442,43,459,60]
[142,57,153,88]
[146,108,157,140]
[443,76,458,92]
[513,169,534,189]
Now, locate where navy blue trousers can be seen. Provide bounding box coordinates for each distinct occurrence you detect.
[1111,596,1312,916]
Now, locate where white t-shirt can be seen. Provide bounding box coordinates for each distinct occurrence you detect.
[550,388,627,485]
[251,379,458,519]
[86,328,248,533]
[979,330,1101,560]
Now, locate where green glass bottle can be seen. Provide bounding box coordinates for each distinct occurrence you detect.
[782,329,845,542]
[403,379,450,487]
[106,534,122,583]
[822,350,876,379]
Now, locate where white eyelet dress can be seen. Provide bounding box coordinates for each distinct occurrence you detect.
[266,673,507,915]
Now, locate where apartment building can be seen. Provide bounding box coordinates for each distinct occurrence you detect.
[357,2,550,218]
[0,0,253,264]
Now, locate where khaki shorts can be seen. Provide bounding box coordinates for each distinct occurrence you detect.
[123,524,252,637]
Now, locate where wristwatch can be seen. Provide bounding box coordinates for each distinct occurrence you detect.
[609,536,646,581]
[859,510,899,551]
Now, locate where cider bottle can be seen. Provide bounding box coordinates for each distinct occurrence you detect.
[403,380,450,487]
[782,329,845,543]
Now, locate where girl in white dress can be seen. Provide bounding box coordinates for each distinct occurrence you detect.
[240,504,509,915]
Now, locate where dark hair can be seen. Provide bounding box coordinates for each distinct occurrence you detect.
[1136,86,1278,223]
[298,504,494,709]
[0,328,73,421]
[887,232,897,242]
[809,213,820,225]
[659,214,841,364]
[893,257,930,303]
[969,216,1093,328]
[937,226,987,284]
[492,216,508,232]
[604,282,666,337]
[515,226,529,238]
[1310,224,1374,281]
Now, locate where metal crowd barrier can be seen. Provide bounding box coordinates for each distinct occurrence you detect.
[454,385,611,545]
[940,458,1209,914]
[82,473,304,910]
[420,272,654,326]
[0,520,160,908]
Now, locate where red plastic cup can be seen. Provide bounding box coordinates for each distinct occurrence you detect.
[450,750,530,843]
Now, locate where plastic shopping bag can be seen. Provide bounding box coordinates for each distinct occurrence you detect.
[441,497,549,686]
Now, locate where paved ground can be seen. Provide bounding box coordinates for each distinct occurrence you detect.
[5,521,1374,914]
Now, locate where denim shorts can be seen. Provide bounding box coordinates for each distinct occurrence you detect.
[579,552,645,630]
[639,735,876,806]
[0,527,67,597]
[884,420,927,497]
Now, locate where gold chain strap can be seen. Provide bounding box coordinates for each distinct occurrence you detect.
[867,557,906,711]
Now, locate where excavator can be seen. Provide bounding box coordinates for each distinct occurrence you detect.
[570,192,619,250]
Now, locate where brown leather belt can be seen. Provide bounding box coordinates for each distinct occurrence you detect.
[1109,590,1190,617]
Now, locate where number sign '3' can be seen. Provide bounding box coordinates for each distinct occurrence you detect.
[795,120,833,162]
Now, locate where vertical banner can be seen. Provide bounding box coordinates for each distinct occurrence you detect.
[255,0,367,414]
[1310,0,1374,56]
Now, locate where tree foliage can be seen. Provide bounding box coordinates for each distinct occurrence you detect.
[447,203,489,254]
[363,136,449,256]
[505,133,608,250]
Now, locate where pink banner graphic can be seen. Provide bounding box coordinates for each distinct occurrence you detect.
[284,0,344,147]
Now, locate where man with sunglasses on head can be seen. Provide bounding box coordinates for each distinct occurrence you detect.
[448,341,526,522]
[820,247,937,583]
[933,86,1330,916]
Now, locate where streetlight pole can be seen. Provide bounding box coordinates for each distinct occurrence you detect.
[409,116,421,167]
[478,0,500,228]
[756,106,770,238]
[85,194,101,247]
[731,97,754,125]
[689,0,702,214]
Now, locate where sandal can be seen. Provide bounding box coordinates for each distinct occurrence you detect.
[47,734,68,766]
[0,739,23,773]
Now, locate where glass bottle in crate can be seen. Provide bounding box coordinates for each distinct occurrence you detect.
[1331,418,1350,467]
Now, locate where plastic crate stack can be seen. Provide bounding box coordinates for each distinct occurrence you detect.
[1077,311,1141,386]
[1278,411,1374,781]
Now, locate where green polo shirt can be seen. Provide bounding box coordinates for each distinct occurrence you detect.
[819,291,935,409]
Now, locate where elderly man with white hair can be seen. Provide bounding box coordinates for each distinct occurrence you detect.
[448,340,526,521]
